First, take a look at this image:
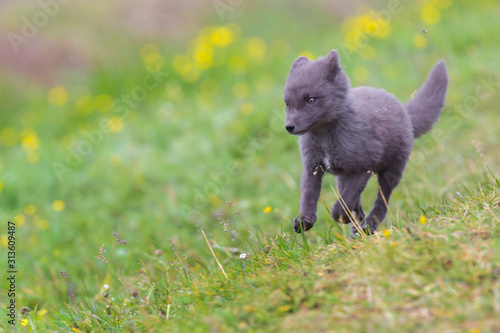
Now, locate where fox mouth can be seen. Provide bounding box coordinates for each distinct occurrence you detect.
[286,125,310,136]
[290,129,307,136]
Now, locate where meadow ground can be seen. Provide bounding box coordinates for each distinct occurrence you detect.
[0,0,499,332]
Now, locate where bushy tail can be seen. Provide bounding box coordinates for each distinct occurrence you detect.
[405,60,449,138]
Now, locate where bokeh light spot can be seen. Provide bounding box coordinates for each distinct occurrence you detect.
[52,200,65,212]
[48,86,68,106]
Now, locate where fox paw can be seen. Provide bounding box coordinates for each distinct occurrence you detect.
[293,215,316,233]
[350,225,373,238]
[350,218,378,237]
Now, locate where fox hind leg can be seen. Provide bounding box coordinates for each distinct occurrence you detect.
[364,165,405,233]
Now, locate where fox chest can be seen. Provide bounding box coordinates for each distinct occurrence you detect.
[322,153,345,175]
[300,137,346,174]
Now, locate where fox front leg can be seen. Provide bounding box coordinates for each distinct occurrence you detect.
[331,172,371,223]
[294,167,324,233]
[330,172,371,235]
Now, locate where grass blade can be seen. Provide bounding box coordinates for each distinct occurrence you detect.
[201,230,229,281]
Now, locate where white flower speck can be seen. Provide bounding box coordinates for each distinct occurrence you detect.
[240,253,248,260]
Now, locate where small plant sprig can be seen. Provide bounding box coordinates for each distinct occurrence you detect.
[95,244,108,263]
[113,232,129,252]
[59,270,70,283]
[112,232,128,245]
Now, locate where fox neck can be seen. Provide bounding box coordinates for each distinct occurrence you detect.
[310,100,356,138]
[308,102,359,158]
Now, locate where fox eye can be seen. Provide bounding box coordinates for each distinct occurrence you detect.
[307,97,316,104]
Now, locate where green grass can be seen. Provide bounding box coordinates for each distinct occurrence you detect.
[8,181,500,332]
[1,0,500,332]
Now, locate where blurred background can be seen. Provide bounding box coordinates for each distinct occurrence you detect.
[0,0,499,323]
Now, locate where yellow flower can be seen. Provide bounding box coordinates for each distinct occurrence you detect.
[0,128,19,146]
[182,68,200,83]
[227,56,247,75]
[37,219,50,230]
[76,94,93,115]
[109,116,124,133]
[61,135,76,147]
[341,15,357,34]
[342,11,392,50]
[193,42,213,70]
[247,38,267,58]
[240,103,254,115]
[360,46,376,60]
[36,308,48,320]
[30,234,39,245]
[140,43,159,60]
[227,23,241,41]
[353,66,370,83]
[14,214,26,226]
[172,55,201,82]
[24,204,36,215]
[413,34,428,48]
[172,55,193,75]
[232,83,249,99]
[110,154,122,166]
[419,215,427,225]
[144,53,164,70]
[140,44,164,70]
[209,26,235,47]
[209,194,221,206]
[421,5,441,25]
[21,133,40,151]
[344,30,364,51]
[52,200,65,212]
[1,236,7,247]
[94,94,113,113]
[277,305,290,312]
[166,82,183,102]
[297,51,315,60]
[365,17,391,39]
[48,86,68,106]
[263,206,271,214]
[383,230,391,238]
[21,319,29,326]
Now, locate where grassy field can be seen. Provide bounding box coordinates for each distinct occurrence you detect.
[1,0,500,331]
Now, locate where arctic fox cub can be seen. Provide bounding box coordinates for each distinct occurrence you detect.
[284,50,448,234]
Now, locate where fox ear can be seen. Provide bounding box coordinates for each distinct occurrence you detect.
[325,49,341,80]
[290,56,309,72]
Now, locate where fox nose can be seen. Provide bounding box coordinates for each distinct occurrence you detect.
[285,124,295,133]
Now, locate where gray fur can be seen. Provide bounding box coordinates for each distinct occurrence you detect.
[283,50,448,234]
[405,60,449,138]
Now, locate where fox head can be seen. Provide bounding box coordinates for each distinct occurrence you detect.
[283,50,350,135]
